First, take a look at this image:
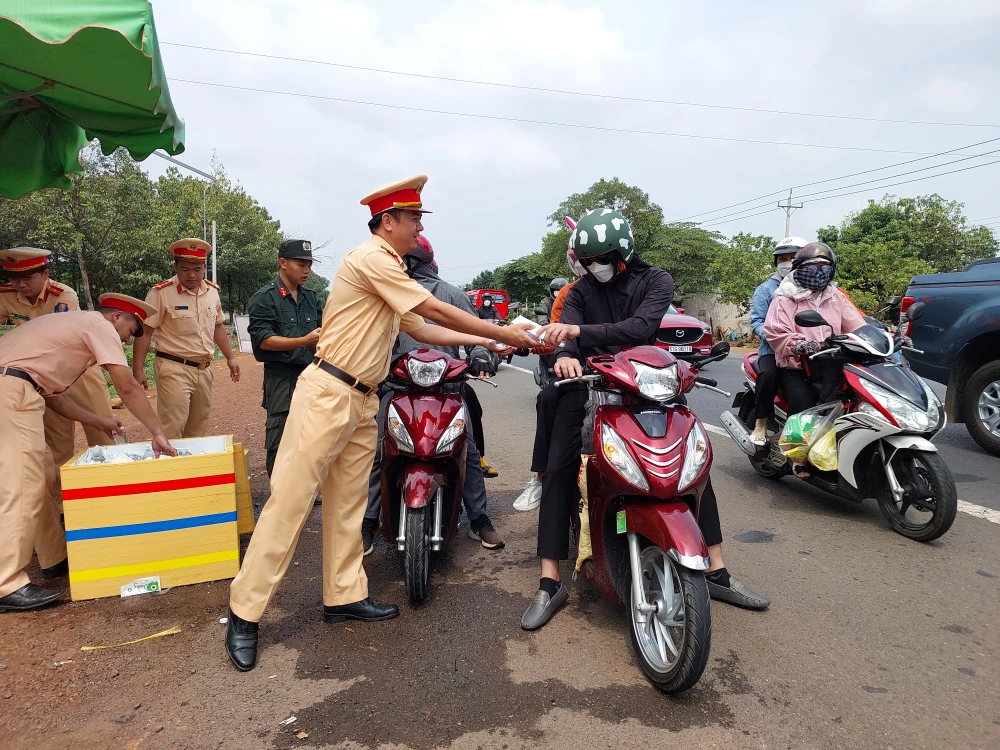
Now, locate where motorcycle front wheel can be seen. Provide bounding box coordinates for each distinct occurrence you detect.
[874,449,957,542]
[404,506,430,602]
[627,542,711,694]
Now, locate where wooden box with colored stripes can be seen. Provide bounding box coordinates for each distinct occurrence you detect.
[60,436,241,601]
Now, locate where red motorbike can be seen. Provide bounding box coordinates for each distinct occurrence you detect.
[555,342,731,693]
[379,348,479,602]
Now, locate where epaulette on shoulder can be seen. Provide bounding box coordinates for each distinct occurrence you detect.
[206,279,220,290]
[0,284,14,293]
[46,284,65,296]
[154,279,173,289]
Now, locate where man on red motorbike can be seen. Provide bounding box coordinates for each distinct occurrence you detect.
[362,237,506,553]
[526,209,770,630]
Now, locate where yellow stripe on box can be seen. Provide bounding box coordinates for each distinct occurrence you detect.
[67,523,238,571]
[70,560,240,602]
[70,549,239,584]
[63,485,236,531]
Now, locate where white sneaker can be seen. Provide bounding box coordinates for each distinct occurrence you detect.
[513,476,542,511]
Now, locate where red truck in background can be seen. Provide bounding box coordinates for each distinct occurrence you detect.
[466,289,509,319]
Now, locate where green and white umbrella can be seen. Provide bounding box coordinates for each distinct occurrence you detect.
[0,0,185,199]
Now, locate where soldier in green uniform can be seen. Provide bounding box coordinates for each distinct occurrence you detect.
[248,239,324,476]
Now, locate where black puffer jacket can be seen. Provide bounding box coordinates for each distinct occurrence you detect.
[556,257,674,361]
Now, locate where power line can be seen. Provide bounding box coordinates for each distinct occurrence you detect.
[171,78,942,156]
[162,42,1000,130]
[671,136,1000,222]
[697,158,1000,229]
[970,213,1000,223]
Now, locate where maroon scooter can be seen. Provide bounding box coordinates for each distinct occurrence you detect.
[556,342,730,693]
[379,349,473,603]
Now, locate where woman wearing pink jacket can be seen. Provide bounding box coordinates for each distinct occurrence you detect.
[763,242,866,419]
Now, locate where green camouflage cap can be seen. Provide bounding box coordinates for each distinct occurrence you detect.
[569,208,634,262]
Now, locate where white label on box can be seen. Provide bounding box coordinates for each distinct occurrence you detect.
[121,576,162,598]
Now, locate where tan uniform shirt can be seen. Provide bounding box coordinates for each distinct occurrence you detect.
[144,277,224,361]
[0,311,128,396]
[317,235,431,387]
[0,280,79,324]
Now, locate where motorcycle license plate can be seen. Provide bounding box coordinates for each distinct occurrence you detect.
[669,345,693,353]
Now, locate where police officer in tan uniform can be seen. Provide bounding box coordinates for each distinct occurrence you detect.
[225,175,537,671]
[0,293,176,612]
[0,247,116,580]
[132,239,240,439]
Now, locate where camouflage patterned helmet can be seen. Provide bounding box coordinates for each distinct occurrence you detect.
[569,208,635,262]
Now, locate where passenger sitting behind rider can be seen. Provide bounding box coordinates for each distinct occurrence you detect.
[524,209,770,631]
[763,242,865,472]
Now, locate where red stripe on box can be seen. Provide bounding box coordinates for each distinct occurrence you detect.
[62,473,236,501]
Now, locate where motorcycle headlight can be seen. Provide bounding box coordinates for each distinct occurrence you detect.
[386,403,414,452]
[601,424,649,492]
[921,378,942,432]
[407,357,447,387]
[863,380,937,433]
[435,406,466,454]
[631,362,679,401]
[678,421,710,491]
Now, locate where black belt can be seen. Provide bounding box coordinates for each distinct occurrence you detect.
[156,351,211,370]
[0,366,41,392]
[312,357,373,394]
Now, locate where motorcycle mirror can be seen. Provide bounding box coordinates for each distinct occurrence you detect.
[905,301,925,322]
[794,310,830,328]
[709,341,730,357]
[888,295,902,306]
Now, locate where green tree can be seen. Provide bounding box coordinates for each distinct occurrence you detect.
[547,177,664,253]
[708,232,776,313]
[304,269,330,309]
[495,255,550,309]
[819,193,997,273]
[467,268,498,290]
[646,223,726,298]
[833,240,932,315]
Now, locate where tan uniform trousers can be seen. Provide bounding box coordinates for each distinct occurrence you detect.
[33,366,113,568]
[154,355,213,439]
[0,376,62,597]
[230,365,379,622]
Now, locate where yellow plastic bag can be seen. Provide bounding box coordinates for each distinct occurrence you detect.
[807,428,838,471]
[575,456,593,572]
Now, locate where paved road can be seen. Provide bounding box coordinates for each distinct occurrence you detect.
[3,355,997,749]
[507,350,1000,513]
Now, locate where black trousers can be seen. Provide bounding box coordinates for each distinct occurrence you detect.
[778,368,818,416]
[754,354,779,420]
[464,385,486,457]
[536,386,725,560]
[530,381,561,473]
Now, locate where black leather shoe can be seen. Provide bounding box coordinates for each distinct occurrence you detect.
[224,609,259,672]
[0,583,65,612]
[323,598,399,623]
[42,558,69,580]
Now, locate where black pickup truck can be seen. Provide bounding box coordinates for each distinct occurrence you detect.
[901,256,1000,455]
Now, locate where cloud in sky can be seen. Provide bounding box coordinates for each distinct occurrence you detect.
[150,0,1000,285]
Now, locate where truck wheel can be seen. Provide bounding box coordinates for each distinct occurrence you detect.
[964,361,1000,457]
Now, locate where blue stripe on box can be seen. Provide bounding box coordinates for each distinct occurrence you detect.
[65,511,238,542]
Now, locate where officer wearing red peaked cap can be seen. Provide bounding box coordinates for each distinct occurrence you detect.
[224,174,537,672]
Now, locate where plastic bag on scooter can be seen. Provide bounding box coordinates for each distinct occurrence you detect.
[807,428,838,471]
[779,402,844,463]
[575,456,593,572]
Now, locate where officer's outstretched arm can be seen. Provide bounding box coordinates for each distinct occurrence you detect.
[105,364,177,457]
[413,296,537,349]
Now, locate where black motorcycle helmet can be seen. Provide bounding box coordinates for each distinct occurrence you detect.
[792,242,837,274]
[549,277,568,297]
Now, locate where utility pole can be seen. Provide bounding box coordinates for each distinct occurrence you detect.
[777,188,803,237]
[211,220,217,284]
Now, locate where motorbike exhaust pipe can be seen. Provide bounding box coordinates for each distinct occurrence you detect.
[719,411,760,456]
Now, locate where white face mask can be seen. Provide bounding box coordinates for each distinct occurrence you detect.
[483,300,491,306]
[777,261,793,278]
[589,262,615,283]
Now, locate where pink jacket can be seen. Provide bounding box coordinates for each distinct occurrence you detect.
[763,277,866,369]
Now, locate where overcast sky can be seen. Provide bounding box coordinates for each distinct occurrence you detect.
[146,0,1000,287]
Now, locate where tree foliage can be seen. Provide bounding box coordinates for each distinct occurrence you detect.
[0,145,324,314]
[648,223,725,298]
[467,268,498,291]
[818,193,997,273]
[547,177,664,253]
[708,232,776,313]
